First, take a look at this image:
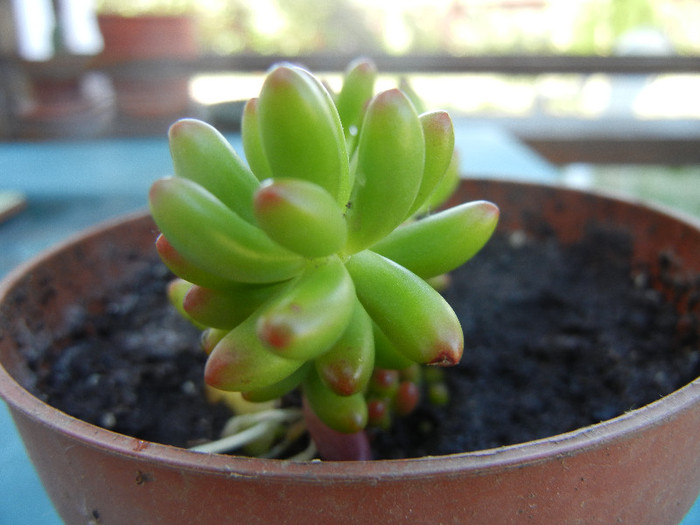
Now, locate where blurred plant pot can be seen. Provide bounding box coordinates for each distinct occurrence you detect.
[15,56,114,139]
[0,179,699,524]
[96,14,200,132]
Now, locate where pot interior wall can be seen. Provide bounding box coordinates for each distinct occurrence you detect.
[451,180,700,316]
[0,213,160,389]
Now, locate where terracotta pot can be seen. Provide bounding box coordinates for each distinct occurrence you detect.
[97,15,200,62]
[1,180,699,524]
[16,57,115,139]
[96,15,200,127]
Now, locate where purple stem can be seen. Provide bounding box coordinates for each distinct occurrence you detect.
[302,397,372,461]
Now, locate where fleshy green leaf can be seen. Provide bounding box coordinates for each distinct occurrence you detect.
[241,98,273,181]
[303,367,368,434]
[335,57,377,139]
[256,256,356,360]
[346,250,463,366]
[314,299,375,396]
[254,178,347,258]
[420,149,460,213]
[201,328,227,355]
[183,281,288,330]
[242,362,312,403]
[257,65,350,203]
[155,234,239,290]
[372,200,500,279]
[149,177,305,284]
[407,110,455,217]
[399,77,426,114]
[372,322,413,370]
[205,315,304,392]
[169,118,259,223]
[344,89,425,254]
[166,278,206,330]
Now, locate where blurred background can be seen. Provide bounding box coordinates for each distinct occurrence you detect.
[1,0,699,213]
[1,3,699,523]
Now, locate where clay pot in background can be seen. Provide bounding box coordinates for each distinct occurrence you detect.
[96,14,201,134]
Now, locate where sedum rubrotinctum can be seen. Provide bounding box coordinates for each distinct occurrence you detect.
[148,59,499,444]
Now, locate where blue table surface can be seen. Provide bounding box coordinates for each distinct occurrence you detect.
[1,124,698,524]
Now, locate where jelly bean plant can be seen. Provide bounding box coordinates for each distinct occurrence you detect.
[148,58,499,460]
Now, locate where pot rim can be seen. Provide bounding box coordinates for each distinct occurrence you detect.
[1,180,699,483]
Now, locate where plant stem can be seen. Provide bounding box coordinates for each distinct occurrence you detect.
[189,407,304,455]
[190,420,278,454]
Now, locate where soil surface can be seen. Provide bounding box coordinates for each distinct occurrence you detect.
[27,226,700,458]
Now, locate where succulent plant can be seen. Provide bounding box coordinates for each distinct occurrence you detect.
[148,59,499,455]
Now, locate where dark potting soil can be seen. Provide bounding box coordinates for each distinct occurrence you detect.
[28,262,234,449]
[27,226,700,458]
